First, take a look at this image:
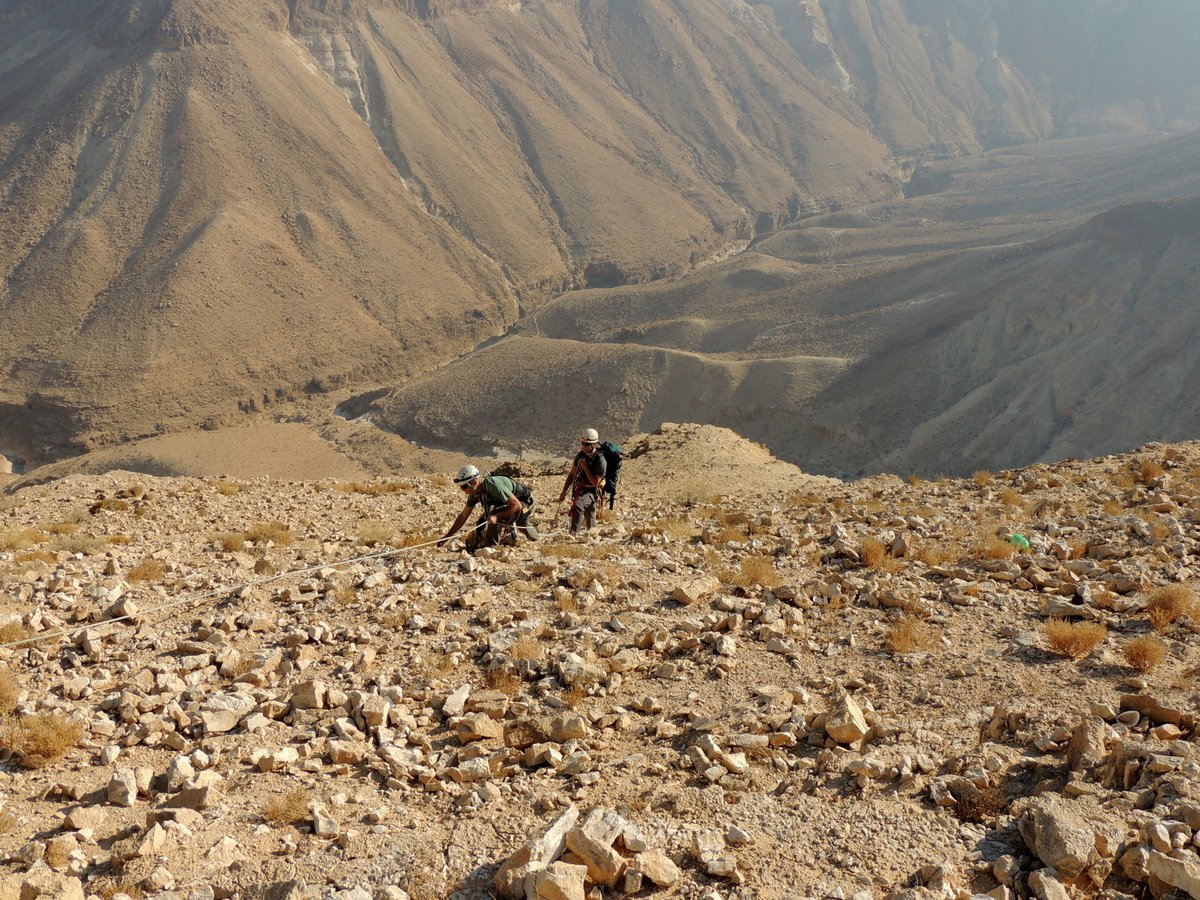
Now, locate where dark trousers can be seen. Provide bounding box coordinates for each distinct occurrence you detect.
[569,491,598,532]
[466,504,537,551]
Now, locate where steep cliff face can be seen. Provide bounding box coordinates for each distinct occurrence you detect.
[761,0,1200,155]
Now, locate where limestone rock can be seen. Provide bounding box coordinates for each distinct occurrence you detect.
[825,693,870,745]
[495,806,579,899]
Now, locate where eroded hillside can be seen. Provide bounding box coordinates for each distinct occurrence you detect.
[4,0,1200,470]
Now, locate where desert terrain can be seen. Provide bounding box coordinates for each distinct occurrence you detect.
[4,0,1200,476]
[1,424,1200,900]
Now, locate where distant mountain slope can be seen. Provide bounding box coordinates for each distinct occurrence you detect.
[4,0,1200,469]
[367,135,1200,476]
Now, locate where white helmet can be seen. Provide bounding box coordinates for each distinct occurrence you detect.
[581,428,599,444]
[454,464,480,486]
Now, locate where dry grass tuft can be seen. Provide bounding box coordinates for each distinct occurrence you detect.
[244,521,296,546]
[539,541,588,559]
[395,531,437,549]
[1138,460,1166,484]
[0,668,20,715]
[11,549,55,566]
[976,534,1018,560]
[0,712,85,768]
[510,635,544,662]
[336,480,412,496]
[1145,584,1197,631]
[561,685,587,709]
[485,668,522,697]
[212,480,244,496]
[885,615,941,654]
[997,488,1023,508]
[44,522,80,536]
[0,807,18,835]
[1102,498,1124,516]
[0,620,31,645]
[653,517,698,540]
[88,878,146,900]
[1044,619,1107,660]
[730,554,781,589]
[859,538,888,570]
[262,789,310,827]
[211,531,245,552]
[0,529,48,551]
[49,534,107,555]
[127,558,166,583]
[914,541,956,567]
[1124,635,1168,673]
[972,470,993,487]
[356,523,394,546]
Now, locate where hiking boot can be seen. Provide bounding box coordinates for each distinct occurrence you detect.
[523,523,539,541]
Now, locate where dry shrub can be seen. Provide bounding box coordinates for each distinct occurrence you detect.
[906,475,926,486]
[914,541,956,567]
[1124,635,1168,673]
[89,497,130,514]
[45,522,80,536]
[540,541,588,559]
[954,785,1009,824]
[108,534,133,546]
[510,635,544,662]
[326,585,356,606]
[972,470,993,487]
[212,532,246,552]
[885,615,940,654]
[0,620,31,645]
[1102,499,1124,516]
[356,523,394,546]
[0,807,18,835]
[561,685,587,709]
[596,507,616,524]
[12,549,55,565]
[44,837,72,869]
[859,538,888,570]
[395,531,437,549]
[485,668,522,697]
[0,668,20,715]
[1138,460,1165,484]
[997,488,1022,508]
[88,877,146,900]
[430,473,452,488]
[976,534,1018,560]
[212,480,243,496]
[706,524,748,545]
[731,554,780,589]
[127,558,166,583]
[0,529,48,551]
[337,480,411,496]
[244,521,296,546]
[653,517,698,540]
[50,535,106,555]
[1145,584,1197,631]
[0,712,85,768]
[1044,619,1107,659]
[262,789,310,827]
[556,593,581,613]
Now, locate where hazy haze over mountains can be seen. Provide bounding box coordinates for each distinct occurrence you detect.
[2,0,1200,476]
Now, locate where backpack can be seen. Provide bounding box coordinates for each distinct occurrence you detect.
[599,441,624,497]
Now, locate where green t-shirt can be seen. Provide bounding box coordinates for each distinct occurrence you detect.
[466,475,517,510]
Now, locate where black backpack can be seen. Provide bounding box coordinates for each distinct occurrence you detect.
[599,441,624,502]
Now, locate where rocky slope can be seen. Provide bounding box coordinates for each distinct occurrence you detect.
[1,424,1199,899]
